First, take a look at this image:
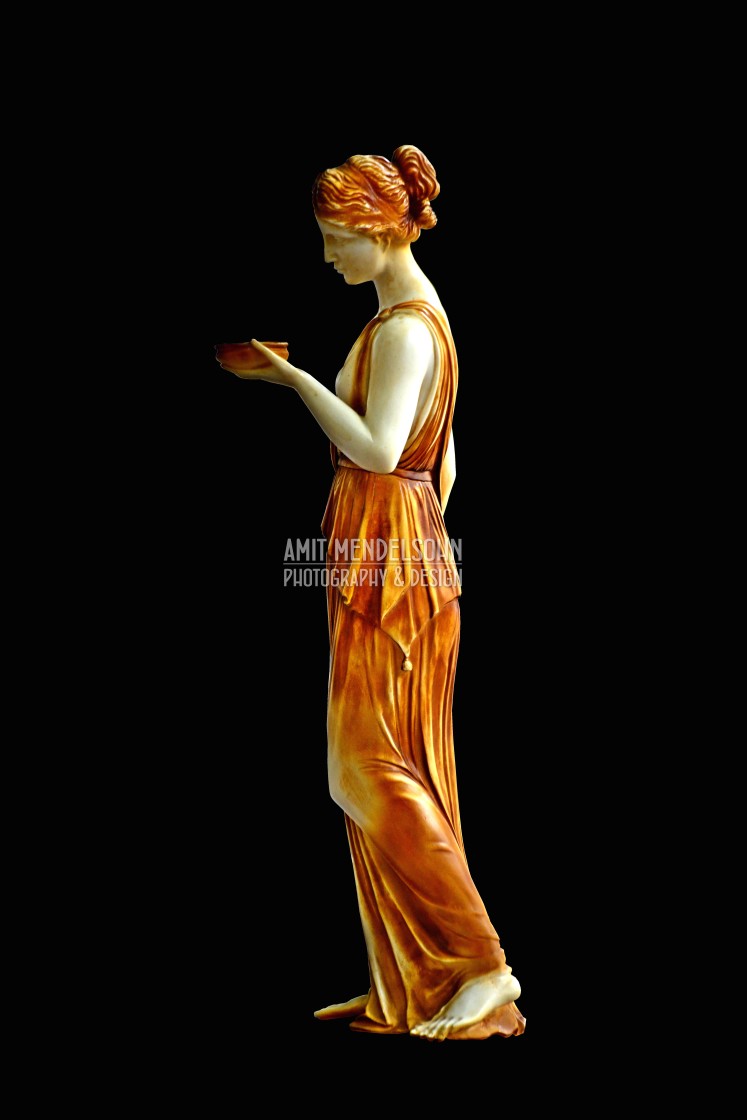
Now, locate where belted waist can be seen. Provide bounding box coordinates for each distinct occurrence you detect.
[338,456,432,482]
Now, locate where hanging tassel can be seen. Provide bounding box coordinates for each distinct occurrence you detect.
[401,656,413,671]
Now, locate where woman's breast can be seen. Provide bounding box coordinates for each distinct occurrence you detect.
[335,337,364,409]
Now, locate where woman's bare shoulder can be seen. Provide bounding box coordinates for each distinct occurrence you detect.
[374,308,435,349]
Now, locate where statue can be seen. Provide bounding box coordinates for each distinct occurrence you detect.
[216,145,525,1041]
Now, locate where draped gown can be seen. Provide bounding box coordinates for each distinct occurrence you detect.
[321,300,525,1039]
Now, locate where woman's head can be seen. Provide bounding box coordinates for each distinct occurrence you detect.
[312,145,440,246]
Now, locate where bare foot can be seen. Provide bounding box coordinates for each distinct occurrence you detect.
[314,994,369,1021]
[410,970,521,1041]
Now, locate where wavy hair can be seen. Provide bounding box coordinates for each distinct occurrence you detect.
[312,145,440,244]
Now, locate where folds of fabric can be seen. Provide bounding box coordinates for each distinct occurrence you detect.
[326,594,525,1038]
[322,465,460,661]
[321,300,525,1039]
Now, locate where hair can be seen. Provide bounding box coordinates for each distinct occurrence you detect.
[312,145,440,244]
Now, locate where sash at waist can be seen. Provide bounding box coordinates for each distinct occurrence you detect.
[338,456,433,483]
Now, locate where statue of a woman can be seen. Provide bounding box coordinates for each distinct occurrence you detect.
[216,145,525,1041]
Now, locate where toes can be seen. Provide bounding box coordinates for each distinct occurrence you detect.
[412,1012,469,1042]
[434,1017,454,1041]
[412,1016,458,1041]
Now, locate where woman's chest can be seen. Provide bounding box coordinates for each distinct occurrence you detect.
[334,335,365,408]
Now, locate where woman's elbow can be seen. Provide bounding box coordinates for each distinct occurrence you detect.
[374,452,402,474]
[361,443,402,474]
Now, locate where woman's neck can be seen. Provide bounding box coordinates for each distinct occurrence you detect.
[373,245,439,312]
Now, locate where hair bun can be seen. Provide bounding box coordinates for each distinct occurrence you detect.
[410,195,437,231]
[392,145,440,224]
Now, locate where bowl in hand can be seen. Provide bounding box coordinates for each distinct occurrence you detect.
[215,340,289,377]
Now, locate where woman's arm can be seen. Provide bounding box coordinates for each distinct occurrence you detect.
[440,431,456,512]
[229,317,434,474]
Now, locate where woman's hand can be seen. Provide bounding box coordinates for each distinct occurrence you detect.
[215,340,298,387]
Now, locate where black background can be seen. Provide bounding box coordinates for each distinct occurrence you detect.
[132,116,603,1084]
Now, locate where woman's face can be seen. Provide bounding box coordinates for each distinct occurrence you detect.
[317,218,387,286]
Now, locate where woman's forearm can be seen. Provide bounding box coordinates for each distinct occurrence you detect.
[289,367,410,474]
[289,367,377,466]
